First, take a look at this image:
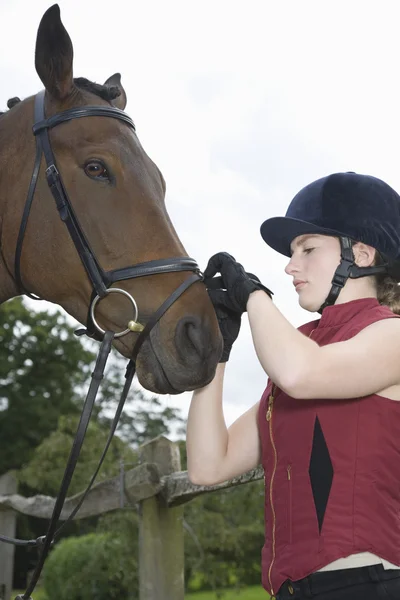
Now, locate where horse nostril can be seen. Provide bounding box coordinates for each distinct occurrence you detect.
[175,316,208,361]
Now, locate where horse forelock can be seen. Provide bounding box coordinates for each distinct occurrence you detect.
[73,78,121,104]
[0,77,120,117]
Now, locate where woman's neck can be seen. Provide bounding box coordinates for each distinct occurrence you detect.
[335,277,377,305]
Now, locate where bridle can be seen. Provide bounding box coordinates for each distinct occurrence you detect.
[2,90,203,600]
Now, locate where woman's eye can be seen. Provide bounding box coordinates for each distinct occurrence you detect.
[84,161,110,181]
[304,247,315,254]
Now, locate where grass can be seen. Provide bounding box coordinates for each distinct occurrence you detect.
[14,584,271,600]
[186,586,270,599]
[13,590,48,600]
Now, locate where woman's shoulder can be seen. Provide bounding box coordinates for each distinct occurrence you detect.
[297,318,320,336]
[373,303,400,319]
[348,303,400,336]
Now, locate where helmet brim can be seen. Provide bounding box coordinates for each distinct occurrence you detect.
[260,217,347,257]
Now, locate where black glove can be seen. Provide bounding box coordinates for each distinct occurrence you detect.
[208,288,241,362]
[204,252,273,314]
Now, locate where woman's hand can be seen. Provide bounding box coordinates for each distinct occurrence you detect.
[204,252,273,313]
[207,288,241,362]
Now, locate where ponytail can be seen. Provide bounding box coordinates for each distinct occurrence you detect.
[374,253,400,315]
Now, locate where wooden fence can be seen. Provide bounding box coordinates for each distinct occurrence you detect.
[0,436,263,600]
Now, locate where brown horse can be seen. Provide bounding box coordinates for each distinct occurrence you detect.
[0,4,222,395]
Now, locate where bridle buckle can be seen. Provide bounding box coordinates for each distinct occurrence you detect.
[128,320,144,332]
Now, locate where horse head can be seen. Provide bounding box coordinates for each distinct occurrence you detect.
[0,4,222,394]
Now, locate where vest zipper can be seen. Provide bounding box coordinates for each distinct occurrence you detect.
[287,464,292,544]
[266,385,277,598]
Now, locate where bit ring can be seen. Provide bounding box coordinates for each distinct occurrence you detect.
[90,288,140,338]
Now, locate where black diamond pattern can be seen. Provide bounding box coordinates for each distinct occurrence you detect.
[308,415,334,533]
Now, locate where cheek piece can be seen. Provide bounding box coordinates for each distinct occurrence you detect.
[318,236,391,314]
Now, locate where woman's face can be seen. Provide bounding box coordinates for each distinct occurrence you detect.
[285,234,341,312]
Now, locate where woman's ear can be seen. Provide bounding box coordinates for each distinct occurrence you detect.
[353,242,376,268]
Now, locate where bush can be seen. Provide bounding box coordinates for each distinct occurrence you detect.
[43,532,138,600]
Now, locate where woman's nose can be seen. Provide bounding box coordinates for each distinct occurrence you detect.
[285,256,299,276]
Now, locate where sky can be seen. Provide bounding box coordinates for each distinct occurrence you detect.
[1,0,400,437]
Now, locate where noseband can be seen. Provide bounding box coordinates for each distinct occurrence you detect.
[3,91,202,600]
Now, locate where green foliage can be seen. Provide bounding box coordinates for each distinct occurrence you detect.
[184,481,265,593]
[96,507,138,541]
[18,414,138,496]
[99,377,187,448]
[0,298,95,473]
[2,298,266,596]
[0,298,186,588]
[42,533,138,600]
[0,297,184,488]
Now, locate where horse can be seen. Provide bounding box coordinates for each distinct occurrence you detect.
[0,4,222,397]
[0,5,224,598]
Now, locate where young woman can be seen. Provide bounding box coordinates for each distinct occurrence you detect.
[186,172,400,599]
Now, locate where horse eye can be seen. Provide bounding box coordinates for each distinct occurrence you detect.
[84,161,110,181]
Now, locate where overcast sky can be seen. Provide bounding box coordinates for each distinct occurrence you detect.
[1,0,400,435]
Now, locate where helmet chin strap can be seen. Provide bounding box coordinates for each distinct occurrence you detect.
[318,237,389,314]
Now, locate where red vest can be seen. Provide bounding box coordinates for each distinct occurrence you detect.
[258,298,400,597]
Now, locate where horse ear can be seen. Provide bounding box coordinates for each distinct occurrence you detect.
[104,73,127,110]
[35,4,74,101]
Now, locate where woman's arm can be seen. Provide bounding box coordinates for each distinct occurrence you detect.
[247,290,400,400]
[186,363,262,486]
[247,290,316,393]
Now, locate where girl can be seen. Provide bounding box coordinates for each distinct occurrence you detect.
[187,172,400,599]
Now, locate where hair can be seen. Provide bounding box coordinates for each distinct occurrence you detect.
[0,78,121,116]
[374,253,400,315]
[73,77,121,102]
[0,96,21,116]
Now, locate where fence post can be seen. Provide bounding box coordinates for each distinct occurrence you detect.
[0,472,17,600]
[138,436,184,600]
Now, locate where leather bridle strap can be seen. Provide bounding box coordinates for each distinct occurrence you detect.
[8,88,204,600]
[52,273,199,538]
[104,257,201,284]
[14,91,201,302]
[14,330,115,600]
[53,272,199,539]
[13,105,44,300]
[31,91,111,297]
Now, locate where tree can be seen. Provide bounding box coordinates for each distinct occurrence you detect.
[0,298,95,474]
[18,414,137,496]
[2,298,266,595]
[0,297,191,590]
[101,385,186,447]
[178,443,265,593]
[183,481,265,593]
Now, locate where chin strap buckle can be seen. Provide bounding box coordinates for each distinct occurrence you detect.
[318,236,355,313]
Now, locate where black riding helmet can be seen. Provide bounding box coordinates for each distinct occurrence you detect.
[260,172,400,312]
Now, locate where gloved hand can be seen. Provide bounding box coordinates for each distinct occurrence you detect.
[207,288,242,362]
[204,252,273,314]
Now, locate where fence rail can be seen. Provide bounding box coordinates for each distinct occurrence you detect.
[0,436,264,600]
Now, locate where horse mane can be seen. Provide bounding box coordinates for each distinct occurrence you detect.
[0,97,21,116]
[73,77,121,102]
[0,78,121,116]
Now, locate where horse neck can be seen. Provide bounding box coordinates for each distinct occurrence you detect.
[0,98,35,303]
